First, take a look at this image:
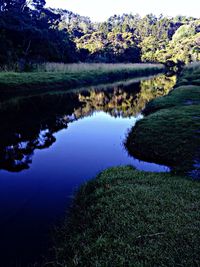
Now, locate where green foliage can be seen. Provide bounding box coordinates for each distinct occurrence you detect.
[126,63,200,176]
[172,25,196,42]
[63,12,185,63]
[76,31,140,63]
[157,21,200,64]
[0,1,78,69]
[0,4,199,68]
[55,11,199,64]
[52,166,200,266]
[0,63,164,95]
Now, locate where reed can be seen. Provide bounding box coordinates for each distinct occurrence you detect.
[0,63,165,97]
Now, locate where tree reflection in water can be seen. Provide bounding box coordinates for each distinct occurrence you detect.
[0,74,176,172]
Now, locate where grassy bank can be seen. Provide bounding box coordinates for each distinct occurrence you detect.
[48,64,200,267]
[0,63,164,96]
[53,166,200,267]
[126,62,200,176]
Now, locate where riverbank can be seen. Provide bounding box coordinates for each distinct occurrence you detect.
[126,62,200,176]
[50,63,200,267]
[53,166,200,266]
[0,63,164,96]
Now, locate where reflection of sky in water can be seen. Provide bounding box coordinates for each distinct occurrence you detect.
[0,74,176,266]
[0,111,169,266]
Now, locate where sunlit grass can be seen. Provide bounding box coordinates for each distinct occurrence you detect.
[53,166,200,267]
[126,62,200,176]
[0,63,165,96]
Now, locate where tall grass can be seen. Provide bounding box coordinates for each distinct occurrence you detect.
[0,63,165,97]
[34,62,164,73]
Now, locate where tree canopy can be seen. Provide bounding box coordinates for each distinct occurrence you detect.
[0,2,199,69]
[0,0,77,70]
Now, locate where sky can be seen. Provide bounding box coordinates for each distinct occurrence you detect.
[46,0,199,22]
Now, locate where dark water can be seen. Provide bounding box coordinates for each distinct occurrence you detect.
[0,74,176,266]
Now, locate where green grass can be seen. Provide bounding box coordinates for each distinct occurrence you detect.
[176,62,200,87]
[143,85,200,115]
[52,166,200,267]
[46,63,200,267]
[0,63,164,96]
[126,62,200,176]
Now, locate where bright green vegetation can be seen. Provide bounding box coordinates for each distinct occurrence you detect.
[0,63,164,95]
[53,166,200,267]
[126,63,200,176]
[0,2,199,70]
[61,12,200,64]
[152,21,200,64]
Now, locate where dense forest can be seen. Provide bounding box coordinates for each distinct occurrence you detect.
[0,0,200,70]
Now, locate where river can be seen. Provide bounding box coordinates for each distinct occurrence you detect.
[0,74,176,266]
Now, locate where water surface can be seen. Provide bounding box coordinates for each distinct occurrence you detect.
[0,74,176,266]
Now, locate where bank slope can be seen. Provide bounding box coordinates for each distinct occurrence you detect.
[126,62,200,176]
[0,64,164,96]
[53,167,200,267]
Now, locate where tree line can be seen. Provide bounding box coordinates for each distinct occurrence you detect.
[0,0,200,70]
[0,0,77,70]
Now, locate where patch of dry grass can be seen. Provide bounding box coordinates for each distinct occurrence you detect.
[35,62,164,73]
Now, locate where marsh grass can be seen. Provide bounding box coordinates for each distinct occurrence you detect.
[35,62,164,73]
[126,62,200,176]
[0,63,164,96]
[52,166,200,267]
